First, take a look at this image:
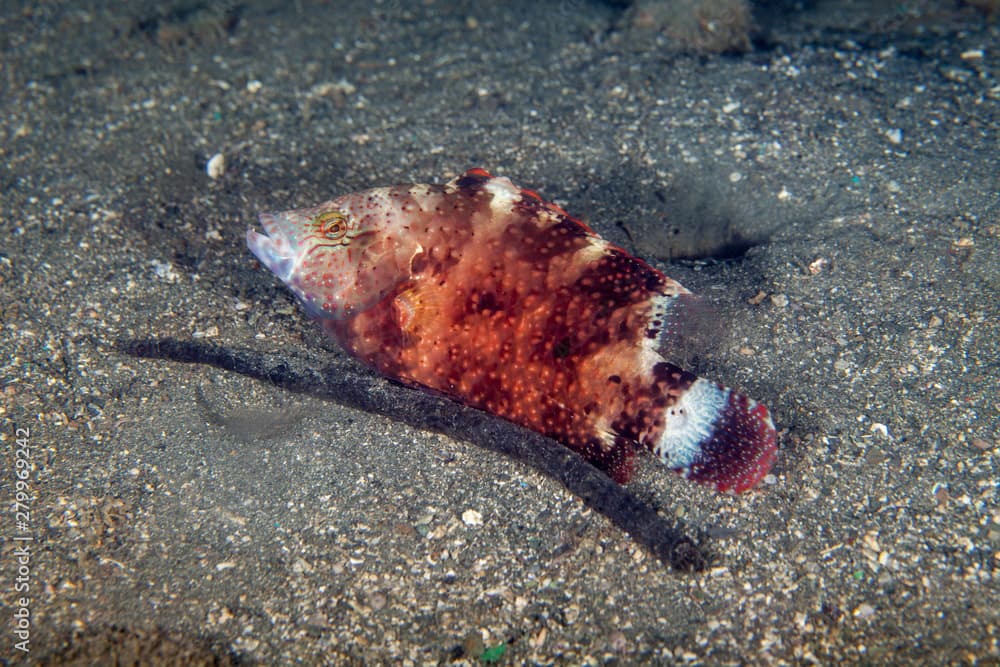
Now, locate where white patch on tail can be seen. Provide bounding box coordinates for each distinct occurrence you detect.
[653,377,729,469]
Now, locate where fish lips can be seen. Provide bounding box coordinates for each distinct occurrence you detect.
[247,212,296,282]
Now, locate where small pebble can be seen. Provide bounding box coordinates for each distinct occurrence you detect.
[808,257,827,275]
[461,509,483,526]
[770,293,789,308]
[192,326,219,339]
[206,152,225,179]
[151,259,179,283]
[854,603,876,619]
[291,557,313,574]
[885,128,903,144]
[934,484,950,507]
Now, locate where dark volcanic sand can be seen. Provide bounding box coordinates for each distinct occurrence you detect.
[1,1,998,664]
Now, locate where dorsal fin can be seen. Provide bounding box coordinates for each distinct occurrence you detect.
[454,167,495,191]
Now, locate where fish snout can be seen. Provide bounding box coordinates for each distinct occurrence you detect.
[247,222,295,282]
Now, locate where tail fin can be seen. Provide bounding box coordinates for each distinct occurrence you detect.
[651,365,777,493]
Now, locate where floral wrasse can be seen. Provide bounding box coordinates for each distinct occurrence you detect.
[247,169,777,492]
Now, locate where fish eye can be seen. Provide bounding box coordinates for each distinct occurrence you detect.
[315,211,349,241]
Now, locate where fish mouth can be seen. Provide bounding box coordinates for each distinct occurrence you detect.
[247,213,295,281]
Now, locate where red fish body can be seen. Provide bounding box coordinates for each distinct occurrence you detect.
[247,169,776,493]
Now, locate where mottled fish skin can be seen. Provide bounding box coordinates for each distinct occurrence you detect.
[247,168,777,493]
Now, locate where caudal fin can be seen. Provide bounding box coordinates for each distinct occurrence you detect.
[651,367,777,493]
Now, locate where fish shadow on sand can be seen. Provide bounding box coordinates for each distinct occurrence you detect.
[120,337,711,571]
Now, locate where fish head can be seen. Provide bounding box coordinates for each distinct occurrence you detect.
[247,202,387,319]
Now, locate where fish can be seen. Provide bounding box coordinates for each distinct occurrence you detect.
[247,168,777,493]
